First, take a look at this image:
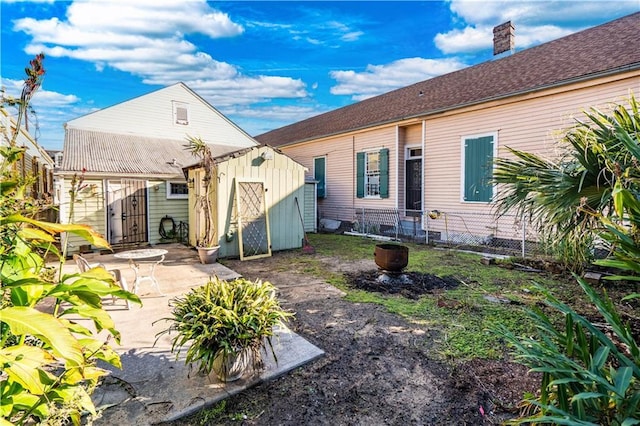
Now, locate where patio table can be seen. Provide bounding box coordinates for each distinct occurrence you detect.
[114,248,168,295]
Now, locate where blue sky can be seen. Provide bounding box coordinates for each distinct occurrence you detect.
[1,1,638,150]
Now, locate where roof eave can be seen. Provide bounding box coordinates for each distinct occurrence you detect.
[273,64,640,148]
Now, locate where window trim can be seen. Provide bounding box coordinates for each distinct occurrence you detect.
[365,150,381,198]
[313,156,327,198]
[172,101,189,126]
[460,132,497,203]
[356,148,389,199]
[166,181,189,199]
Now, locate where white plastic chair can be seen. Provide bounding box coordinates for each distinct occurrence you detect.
[73,254,131,309]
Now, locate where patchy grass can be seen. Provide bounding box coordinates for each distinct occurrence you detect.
[293,234,582,360]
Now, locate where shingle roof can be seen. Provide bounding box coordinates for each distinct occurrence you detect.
[256,12,640,147]
[60,128,242,175]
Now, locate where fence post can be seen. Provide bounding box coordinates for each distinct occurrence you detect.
[362,207,366,234]
[425,211,429,244]
[521,212,526,258]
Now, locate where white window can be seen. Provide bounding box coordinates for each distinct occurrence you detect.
[365,151,380,197]
[54,152,63,167]
[166,181,188,199]
[172,101,189,125]
[356,148,389,199]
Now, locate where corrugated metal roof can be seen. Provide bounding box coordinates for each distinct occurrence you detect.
[60,128,241,175]
[256,12,640,147]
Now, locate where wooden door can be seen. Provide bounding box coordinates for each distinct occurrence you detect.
[235,180,271,260]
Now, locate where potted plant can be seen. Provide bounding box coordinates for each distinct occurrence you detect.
[156,276,294,382]
[185,136,219,263]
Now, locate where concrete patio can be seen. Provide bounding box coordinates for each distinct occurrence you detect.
[65,244,324,425]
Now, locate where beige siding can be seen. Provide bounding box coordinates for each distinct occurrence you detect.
[423,77,638,240]
[281,127,397,222]
[147,180,189,244]
[278,73,638,241]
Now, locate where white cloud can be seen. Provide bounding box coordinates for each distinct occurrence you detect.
[248,8,365,47]
[330,57,467,101]
[2,78,85,149]
[12,0,308,108]
[435,0,640,54]
[225,104,329,137]
[434,25,491,54]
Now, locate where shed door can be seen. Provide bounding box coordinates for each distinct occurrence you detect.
[107,179,148,245]
[236,180,271,260]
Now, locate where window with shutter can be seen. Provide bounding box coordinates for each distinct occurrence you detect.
[356,148,389,199]
[462,134,495,202]
[314,157,326,198]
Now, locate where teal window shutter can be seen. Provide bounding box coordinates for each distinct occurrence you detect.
[314,157,326,198]
[356,152,365,198]
[379,148,389,198]
[464,136,494,202]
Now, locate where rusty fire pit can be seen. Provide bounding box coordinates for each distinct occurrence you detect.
[374,243,409,271]
[374,244,412,284]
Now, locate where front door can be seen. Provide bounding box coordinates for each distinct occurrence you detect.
[107,179,148,245]
[405,158,422,213]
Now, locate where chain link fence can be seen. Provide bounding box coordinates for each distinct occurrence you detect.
[317,204,544,258]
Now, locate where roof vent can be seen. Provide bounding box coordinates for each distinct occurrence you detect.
[493,21,515,56]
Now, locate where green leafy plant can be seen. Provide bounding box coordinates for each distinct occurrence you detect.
[156,276,294,380]
[1,54,140,425]
[185,136,217,248]
[499,278,639,425]
[493,94,640,271]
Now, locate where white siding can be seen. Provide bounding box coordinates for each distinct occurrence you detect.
[66,83,257,148]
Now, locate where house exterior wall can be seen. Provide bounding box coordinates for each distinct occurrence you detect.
[61,176,189,252]
[60,83,259,253]
[147,180,189,244]
[280,127,397,223]
[278,72,639,241]
[61,178,107,253]
[65,84,257,148]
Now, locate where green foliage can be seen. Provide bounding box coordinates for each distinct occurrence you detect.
[499,279,640,425]
[493,94,640,271]
[157,276,294,376]
[1,55,140,425]
[185,136,216,247]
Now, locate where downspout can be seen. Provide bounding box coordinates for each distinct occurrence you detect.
[422,120,427,243]
[352,135,355,210]
[395,125,399,210]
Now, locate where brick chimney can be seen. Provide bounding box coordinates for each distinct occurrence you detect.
[493,21,515,56]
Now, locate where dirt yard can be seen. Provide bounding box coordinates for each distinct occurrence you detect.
[167,249,541,425]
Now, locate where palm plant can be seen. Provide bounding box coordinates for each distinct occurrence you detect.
[493,94,640,271]
[156,276,294,382]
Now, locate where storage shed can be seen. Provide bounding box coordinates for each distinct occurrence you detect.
[185,145,309,259]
